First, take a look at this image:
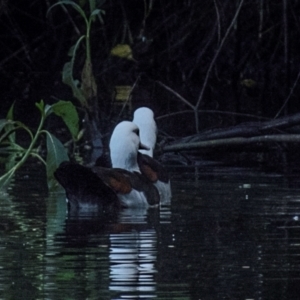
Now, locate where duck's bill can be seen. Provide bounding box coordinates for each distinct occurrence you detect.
[139,142,150,150]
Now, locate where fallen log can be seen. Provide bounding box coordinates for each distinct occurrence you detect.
[174,112,300,144]
[163,134,300,152]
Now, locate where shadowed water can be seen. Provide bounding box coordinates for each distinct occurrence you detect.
[1,164,300,299]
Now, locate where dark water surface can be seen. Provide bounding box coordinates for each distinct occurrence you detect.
[1,164,300,299]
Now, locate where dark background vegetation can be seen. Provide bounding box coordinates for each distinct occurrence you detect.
[1,0,300,138]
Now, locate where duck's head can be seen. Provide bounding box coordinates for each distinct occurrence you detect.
[109,121,149,172]
[133,107,157,157]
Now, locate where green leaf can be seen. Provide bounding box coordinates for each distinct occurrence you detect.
[5,103,15,143]
[90,8,101,18]
[62,36,88,107]
[47,1,88,24]
[110,44,134,60]
[63,62,87,106]
[89,0,96,13]
[89,0,105,20]
[89,7,105,24]
[35,100,45,112]
[61,0,88,22]
[0,119,8,133]
[6,102,14,120]
[44,104,53,118]
[97,11,105,24]
[0,168,16,190]
[0,121,18,144]
[5,152,19,172]
[2,143,25,153]
[46,132,69,189]
[51,100,80,140]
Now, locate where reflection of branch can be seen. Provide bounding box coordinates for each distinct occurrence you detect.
[163,134,300,152]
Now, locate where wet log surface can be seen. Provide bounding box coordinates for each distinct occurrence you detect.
[162,112,300,153]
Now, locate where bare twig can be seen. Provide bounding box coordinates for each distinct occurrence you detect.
[275,69,300,118]
[213,0,221,45]
[61,4,81,36]
[117,75,141,120]
[258,0,264,40]
[196,0,245,111]
[158,0,245,134]
[156,109,270,121]
[0,34,44,68]
[275,0,290,118]
[156,81,195,110]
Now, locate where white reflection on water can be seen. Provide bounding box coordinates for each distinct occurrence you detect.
[109,230,157,292]
[109,208,159,298]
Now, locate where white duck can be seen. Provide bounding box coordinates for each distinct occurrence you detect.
[133,107,172,204]
[55,121,160,210]
[133,107,157,157]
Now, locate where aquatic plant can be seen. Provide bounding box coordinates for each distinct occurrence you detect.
[0,100,79,189]
[47,0,105,148]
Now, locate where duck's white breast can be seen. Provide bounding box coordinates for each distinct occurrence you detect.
[118,189,152,208]
[154,180,172,205]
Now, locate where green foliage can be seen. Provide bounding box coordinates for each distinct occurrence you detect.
[6,103,15,143]
[0,100,79,190]
[0,167,16,189]
[47,0,105,108]
[110,44,134,60]
[45,132,69,189]
[51,100,80,140]
[0,1,105,191]
[62,37,88,107]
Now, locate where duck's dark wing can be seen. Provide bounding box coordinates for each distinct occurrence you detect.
[127,170,160,206]
[54,161,119,208]
[92,167,160,206]
[92,167,132,194]
[137,153,169,183]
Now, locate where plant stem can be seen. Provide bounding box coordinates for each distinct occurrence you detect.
[0,111,46,186]
[19,111,45,164]
[86,21,91,64]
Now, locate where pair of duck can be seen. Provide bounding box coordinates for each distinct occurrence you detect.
[54,107,171,211]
